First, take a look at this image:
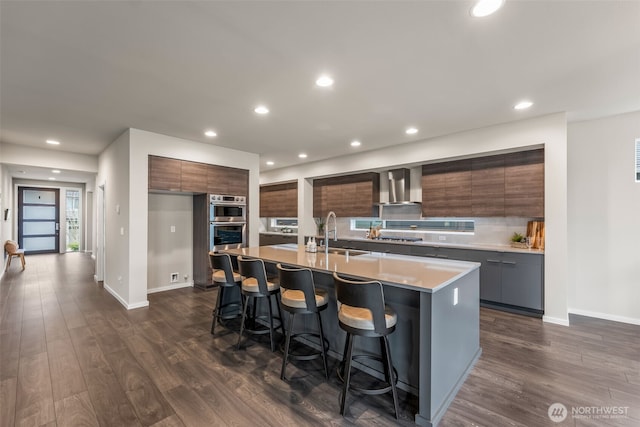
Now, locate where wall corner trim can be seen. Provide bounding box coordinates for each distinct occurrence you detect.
[542,315,570,326]
[104,282,149,310]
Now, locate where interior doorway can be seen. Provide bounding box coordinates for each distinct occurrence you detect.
[18,187,60,254]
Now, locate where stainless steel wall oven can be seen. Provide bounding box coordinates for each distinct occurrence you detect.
[209,194,246,251]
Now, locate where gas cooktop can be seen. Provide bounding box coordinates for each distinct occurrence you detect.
[372,236,423,243]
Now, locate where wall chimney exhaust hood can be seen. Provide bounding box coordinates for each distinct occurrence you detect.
[382,168,420,205]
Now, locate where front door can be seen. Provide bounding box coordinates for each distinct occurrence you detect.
[18,187,60,254]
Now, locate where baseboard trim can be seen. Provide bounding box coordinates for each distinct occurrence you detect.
[103,283,149,310]
[147,281,194,294]
[542,315,570,326]
[568,308,640,326]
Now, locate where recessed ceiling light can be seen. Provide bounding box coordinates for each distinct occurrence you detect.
[405,127,418,135]
[254,105,269,115]
[298,153,308,159]
[350,140,361,147]
[204,130,217,138]
[48,177,56,181]
[266,161,274,166]
[470,0,504,17]
[315,75,334,88]
[46,139,60,145]
[52,169,61,174]
[514,100,533,110]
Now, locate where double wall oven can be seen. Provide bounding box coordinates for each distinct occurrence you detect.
[210,194,246,252]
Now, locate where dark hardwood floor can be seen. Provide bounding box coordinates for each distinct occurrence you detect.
[1,253,638,426]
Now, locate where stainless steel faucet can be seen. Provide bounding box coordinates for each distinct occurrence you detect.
[325,211,337,255]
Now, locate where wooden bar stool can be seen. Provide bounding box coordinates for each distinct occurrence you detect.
[277,263,330,381]
[4,240,25,272]
[237,256,284,352]
[333,272,399,420]
[209,252,243,335]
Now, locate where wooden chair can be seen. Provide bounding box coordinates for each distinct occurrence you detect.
[4,240,26,271]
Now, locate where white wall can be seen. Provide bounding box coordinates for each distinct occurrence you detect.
[0,162,9,273]
[107,129,260,308]
[147,193,193,293]
[262,113,569,324]
[97,130,132,308]
[568,111,640,324]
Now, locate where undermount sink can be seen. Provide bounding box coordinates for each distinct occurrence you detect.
[322,247,369,257]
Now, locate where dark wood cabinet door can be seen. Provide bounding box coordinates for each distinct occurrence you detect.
[260,182,297,217]
[207,165,248,196]
[181,161,208,193]
[504,149,544,217]
[471,155,505,216]
[422,168,447,217]
[445,159,472,217]
[313,172,379,218]
[149,156,182,191]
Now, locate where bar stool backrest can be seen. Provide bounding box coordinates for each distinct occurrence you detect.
[333,272,388,335]
[210,253,236,284]
[277,263,319,311]
[238,256,270,295]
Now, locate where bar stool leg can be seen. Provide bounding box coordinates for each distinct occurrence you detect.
[211,285,224,335]
[280,312,295,380]
[267,296,275,352]
[276,298,285,336]
[340,333,354,416]
[317,312,329,379]
[382,335,400,419]
[237,295,250,350]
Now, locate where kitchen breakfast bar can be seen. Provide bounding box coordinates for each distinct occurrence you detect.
[223,244,481,427]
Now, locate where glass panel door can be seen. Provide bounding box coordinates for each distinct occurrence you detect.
[18,187,60,254]
[66,189,80,251]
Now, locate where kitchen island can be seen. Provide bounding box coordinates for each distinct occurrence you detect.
[223,244,481,427]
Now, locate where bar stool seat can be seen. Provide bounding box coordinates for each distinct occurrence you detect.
[237,256,284,352]
[337,304,397,330]
[241,277,278,293]
[212,269,241,283]
[333,272,400,420]
[281,288,329,309]
[277,263,330,381]
[209,252,243,335]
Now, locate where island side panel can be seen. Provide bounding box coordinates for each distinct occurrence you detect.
[425,268,481,426]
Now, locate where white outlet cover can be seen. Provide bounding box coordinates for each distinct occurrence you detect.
[453,287,459,306]
[170,225,176,233]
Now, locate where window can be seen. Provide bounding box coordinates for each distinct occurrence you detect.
[636,139,640,182]
[351,218,474,234]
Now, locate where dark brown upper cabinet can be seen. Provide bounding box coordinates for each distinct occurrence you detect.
[422,149,544,218]
[149,156,182,192]
[260,181,298,218]
[421,160,472,217]
[313,172,379,217]
[471,155,505,217]
[149,155,248,196]
[181,161,209,193]
[504,149,544,217]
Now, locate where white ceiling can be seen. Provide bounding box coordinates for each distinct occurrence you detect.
[1,1,639,177]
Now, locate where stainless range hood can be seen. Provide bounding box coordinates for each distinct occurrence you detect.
[386,168,419,204]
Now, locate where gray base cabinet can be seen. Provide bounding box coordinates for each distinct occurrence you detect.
[332,239,544,316]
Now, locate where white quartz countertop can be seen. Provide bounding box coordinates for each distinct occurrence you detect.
[337,236,544,255]
[223,244,479,293]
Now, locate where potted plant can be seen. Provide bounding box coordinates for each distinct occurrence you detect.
[315,217,325,236]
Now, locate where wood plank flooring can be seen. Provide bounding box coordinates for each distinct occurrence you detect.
[1,253,638,426]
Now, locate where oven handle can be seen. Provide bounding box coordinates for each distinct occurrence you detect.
[210,221,246,225]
